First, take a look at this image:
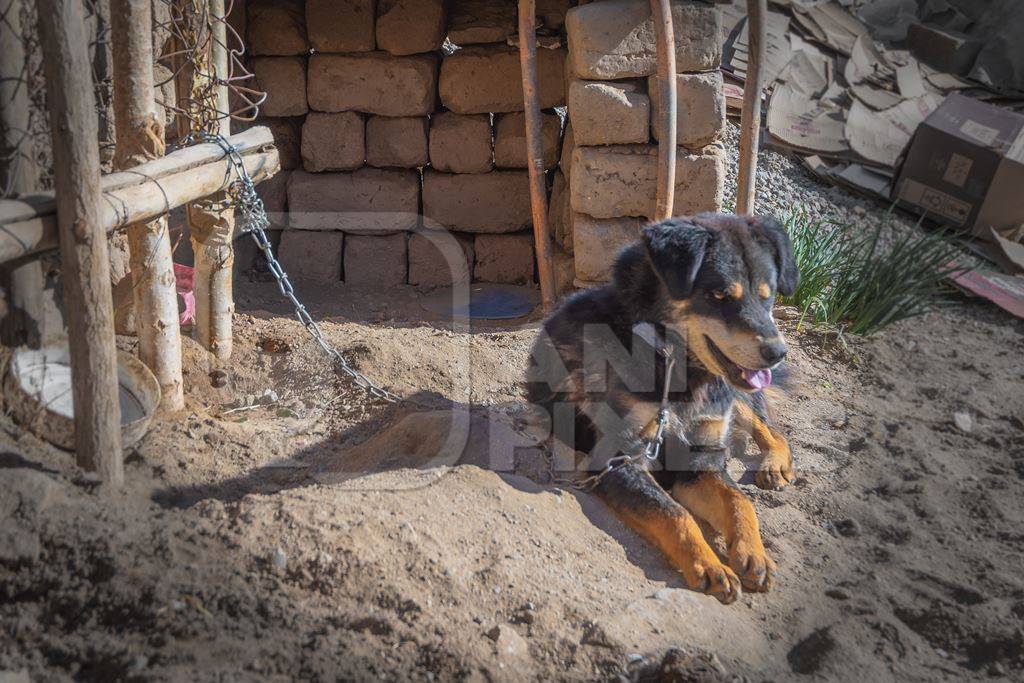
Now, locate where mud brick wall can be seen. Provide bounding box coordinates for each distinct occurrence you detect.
[241,0,723,290]
[559,0,725,285]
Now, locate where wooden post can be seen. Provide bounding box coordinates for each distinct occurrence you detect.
[736,0,767,215]
[110,0,184,411]
[188,0,235,359]
[37,0,124,483]
[650,0,677,221]
[517,0,556,312]
[1,0,46,348]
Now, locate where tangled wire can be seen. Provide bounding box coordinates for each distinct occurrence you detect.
[155,0,265,136]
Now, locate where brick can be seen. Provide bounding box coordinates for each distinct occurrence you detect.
[423,170,532,233]
[560,120,575,180]
[261,117,303,170]
[493,112,561,169]
[235,229,282,280]
[306,0,374,53]
[408,231,474,287]
[257,170,291,228]
[537,0,572,31]
[308,53,437,117]
[474,233,534,284]
[439,46,565,114]
[447,0,515,45]
[568,80,649,146]
[549,170,573,253]
[649,71,725,148]
[551,242,575,297]
[344,234,407,285]
[376,0,446,56]
[301,112,365,172]
[570,144,724,219]
[365,116,428,168]
[572,213,641,281]
[253,57,307,117]
[566,0,722,79]
[287,168,420,233]
[429,113,493,173]
[248,0,307,56]
[279,230,343,281]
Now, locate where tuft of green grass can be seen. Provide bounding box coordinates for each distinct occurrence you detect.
[781,207,968,335]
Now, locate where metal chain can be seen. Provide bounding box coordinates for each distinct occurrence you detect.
[550,344,677,491]
[187,132,402,404]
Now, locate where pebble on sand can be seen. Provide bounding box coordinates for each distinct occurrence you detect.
[953,411,973,433]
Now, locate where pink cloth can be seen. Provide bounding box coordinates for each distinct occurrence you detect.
[174,264,196,325]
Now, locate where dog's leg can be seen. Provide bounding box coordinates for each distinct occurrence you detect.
[671,470,775,592]
[593,463,741,604]
[670,417,775,592]
[734,397,794,490]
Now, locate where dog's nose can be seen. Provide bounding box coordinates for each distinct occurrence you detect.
[760,341,787,365]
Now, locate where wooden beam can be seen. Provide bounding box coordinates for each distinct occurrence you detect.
[650,0,677,221]
[0,127,278,263]
[37,0,123,483]
[111,0,184,412]
[517,0,556,313]
[736,0,767,215]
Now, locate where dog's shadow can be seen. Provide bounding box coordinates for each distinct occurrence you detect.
[152,392,710,590]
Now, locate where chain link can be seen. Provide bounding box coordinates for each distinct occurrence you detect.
[188,132,402,404]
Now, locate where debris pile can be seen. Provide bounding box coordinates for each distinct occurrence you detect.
[719,0,1023,210]
[718,0,1024,318]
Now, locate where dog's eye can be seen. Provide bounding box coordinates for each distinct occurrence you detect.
[713,283,743,300]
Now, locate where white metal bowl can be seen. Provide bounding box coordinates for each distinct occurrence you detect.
[4,346,161,450]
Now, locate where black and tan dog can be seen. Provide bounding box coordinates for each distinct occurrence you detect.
[526,213,798,604]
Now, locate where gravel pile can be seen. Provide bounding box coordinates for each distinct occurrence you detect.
[721,121,915,235]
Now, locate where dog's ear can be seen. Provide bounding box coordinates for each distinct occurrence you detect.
[641,220,710,299]
[752,215,799,296]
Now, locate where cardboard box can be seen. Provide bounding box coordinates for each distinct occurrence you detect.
[894,94,1024,238]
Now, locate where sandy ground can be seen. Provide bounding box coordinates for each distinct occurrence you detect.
[2,266,1023,681]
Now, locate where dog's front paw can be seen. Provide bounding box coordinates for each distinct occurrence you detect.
[728,541,775,592]
[756,452,795,490]
[682,558,742,604]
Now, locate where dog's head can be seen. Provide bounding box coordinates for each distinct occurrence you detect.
[641,213,798,392]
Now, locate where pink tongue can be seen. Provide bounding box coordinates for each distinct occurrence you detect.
[742,368,772,389]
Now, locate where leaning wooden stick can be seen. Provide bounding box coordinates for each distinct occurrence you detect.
[517,0,556,312]
[193,0,235,360]
[36,0,124,483]
[650,0,677,221]
[0,0,47,347]
[111,0,185,411]
[173,0,236,360]
[736,0,767,215]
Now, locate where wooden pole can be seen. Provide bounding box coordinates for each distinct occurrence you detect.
[650,0,677,221]
[37,0,124,483]
[736,0,766,215]
[188,0,235,359]
[110,0,184,411]
[1,0,46,348]
[0,128,279,263]
[0,0,37,197]
[517,0,556,312]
